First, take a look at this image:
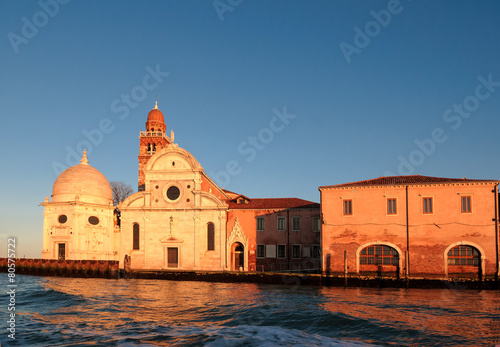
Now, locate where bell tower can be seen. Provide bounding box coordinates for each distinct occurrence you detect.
[138,101,171,191]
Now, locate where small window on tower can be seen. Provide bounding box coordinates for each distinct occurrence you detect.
[58,215,67,224]
[147,144,154,154]
[88,216,99,225]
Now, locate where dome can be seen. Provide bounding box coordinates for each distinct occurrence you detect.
[147,101,165,124]
[51,151,113,205]
[147,109,164,123]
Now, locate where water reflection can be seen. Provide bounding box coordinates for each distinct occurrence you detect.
[319,287,500,345]
[40,277,263,326]
[6,275,500,346]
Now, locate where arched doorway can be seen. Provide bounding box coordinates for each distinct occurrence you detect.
[445,243,482,279]
[231,242,244,271]
[357,243,401,277]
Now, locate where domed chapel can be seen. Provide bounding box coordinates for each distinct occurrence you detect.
[41,103,322,272]
[41,150,117,261]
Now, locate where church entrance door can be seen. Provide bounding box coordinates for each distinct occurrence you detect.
[232,242,244,271]
[167,247,178,268]
[58,243,66,260]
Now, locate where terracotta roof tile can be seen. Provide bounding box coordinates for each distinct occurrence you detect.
[319,175,499,189]
[228,197,319,210]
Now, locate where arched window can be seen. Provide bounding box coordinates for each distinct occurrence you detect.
[447,245,479,266]
[133,223,140,250]
[360,245,399,265]
[207,222,215,251]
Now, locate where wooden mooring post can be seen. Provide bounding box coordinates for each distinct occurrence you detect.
[344,250,348,287]
[405,250,409,288]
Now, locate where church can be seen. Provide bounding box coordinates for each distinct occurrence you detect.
[41,102,321,272]
[42,102,498,278]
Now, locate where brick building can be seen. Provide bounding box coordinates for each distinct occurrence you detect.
[319,176,499,279]
[225,192,320,272]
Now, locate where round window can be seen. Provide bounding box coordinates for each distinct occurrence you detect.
[166,186,180,201]
[88,216,99,225]
[58,215,67,224]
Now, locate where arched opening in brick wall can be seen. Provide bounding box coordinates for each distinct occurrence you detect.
[444,242,484,279]
[356,242,402,277]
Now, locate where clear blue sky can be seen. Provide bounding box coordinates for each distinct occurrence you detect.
[1,0,500,258]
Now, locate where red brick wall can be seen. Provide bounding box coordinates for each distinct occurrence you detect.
[321,182,498,278]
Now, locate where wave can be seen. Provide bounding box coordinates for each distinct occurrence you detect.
[1,275,498,346]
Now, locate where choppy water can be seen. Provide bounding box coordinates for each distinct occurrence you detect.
[0,274,499,346]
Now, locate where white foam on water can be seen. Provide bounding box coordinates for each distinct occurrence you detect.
[140,324,377,346]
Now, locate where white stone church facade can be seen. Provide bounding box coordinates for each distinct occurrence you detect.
[41,103,321,272]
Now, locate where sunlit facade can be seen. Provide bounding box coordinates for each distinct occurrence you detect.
[43,103,499,278]
[42,102,319,272]
[319,176,500,279]
[41,151,118,261]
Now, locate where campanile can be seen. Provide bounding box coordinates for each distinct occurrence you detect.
[138,101,171,191]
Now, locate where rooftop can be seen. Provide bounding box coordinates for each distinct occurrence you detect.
[319,175,499,189]
[227,197,319,210]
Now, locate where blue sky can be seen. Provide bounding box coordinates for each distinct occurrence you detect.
[1,0,500,257]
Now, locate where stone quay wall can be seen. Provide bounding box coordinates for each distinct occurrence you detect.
[0,258,119,279]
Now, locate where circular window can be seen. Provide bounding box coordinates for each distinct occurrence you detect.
[58,215,67,224]
[166,186,180,201]
[187,185,191,189]
[155,185,159,189]
[88,216,99,225]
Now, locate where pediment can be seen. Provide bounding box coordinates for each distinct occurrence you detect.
[120,192,145,208]
[146,147,202,172]
[227,217,248,246]
[159,235,184,243]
